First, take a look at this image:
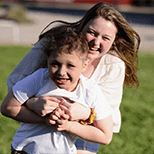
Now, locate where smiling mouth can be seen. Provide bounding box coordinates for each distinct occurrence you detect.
[56,78,69,84]
[89,47,101,53]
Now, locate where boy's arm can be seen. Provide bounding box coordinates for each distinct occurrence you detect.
[57,115,113,145]
[1,90,46,124]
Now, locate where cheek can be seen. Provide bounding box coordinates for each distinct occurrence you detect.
[48,67,56,75]
[102,41,113,50]
[85,33,92,42]
[71,68,82,79]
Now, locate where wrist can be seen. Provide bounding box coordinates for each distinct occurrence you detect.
[79,108,95,125]
[83,108,91,121]
[67,121,78,132]
[26,97,38,110]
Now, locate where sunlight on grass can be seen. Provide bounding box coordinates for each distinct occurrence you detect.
[0,46,154,154]
[98,52,154,154]
[0,45,31,153]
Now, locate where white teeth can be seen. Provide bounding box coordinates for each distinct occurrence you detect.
[90,47,98,51]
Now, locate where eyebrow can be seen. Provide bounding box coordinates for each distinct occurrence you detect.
[89,27,113,39]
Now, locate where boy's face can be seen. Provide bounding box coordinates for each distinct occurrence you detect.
[47,51,88,92]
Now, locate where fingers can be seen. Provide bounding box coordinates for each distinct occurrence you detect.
[45,116,56,125]
[37,96,60,116]
[60,112,70,120]
[45,108,62,125]
[59,99,71,108]
[42,96,60,103]
[62,97,75,104]
[49,113,59,121]
[44,98,71,126]
[53,107,69,119]
[59,99,71,112]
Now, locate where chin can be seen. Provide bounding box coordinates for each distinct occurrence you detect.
[87,53,101,60]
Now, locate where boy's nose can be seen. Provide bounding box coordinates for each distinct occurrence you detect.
[58,66,67,76]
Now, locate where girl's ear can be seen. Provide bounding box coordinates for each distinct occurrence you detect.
[82,59,89,72]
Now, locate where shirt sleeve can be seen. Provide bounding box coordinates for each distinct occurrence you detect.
[90,84,112,121]
[7,38,47,92]
[98,58,125,132]
[12,68,45,104]
[98,61,125,107]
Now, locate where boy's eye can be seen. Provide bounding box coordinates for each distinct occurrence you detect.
[50,63,58,67]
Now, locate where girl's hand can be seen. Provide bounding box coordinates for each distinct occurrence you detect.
[59,97,91,121]
[26,96,60,117]
[54,107,72,132]
[46,107,70,126]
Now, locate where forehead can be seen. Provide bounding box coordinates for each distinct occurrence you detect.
[83,16,117,34]
[48,50,85,62]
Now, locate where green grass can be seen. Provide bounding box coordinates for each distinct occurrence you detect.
[0,45,154,154]
[98,53,154,154]
[0,45,31,154]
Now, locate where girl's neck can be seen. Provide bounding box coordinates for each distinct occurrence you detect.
[82,57,101,79]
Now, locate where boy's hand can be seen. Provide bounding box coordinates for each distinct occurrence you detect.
[56,118,72,132]
[52,106,70,131]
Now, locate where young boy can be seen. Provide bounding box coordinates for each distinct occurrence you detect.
[1,26,113,154]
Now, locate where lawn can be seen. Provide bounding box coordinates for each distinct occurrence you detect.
[0,45,154,154]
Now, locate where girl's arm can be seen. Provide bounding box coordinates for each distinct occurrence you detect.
[26,96,60,117]
[7,39,46,92]
[26,97,91,121]
[1,90,46,124]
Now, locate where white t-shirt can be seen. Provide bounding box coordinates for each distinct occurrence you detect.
[12,68,111,154]
[7,39,125,133]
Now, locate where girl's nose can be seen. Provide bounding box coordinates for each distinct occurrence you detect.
[94,37,101,48]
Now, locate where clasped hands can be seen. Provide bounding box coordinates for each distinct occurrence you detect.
[45,98,73,132]
[28,96,90,132]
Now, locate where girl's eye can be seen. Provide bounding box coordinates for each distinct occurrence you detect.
[87,30,96,36]
[67,64,75,68]
[103,36,110,41]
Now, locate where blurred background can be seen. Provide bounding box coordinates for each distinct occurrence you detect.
[0,0,154,51]
[0,1,154,154]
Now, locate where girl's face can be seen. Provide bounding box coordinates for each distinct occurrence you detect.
[82,16,117,61]
[47,51,88,92]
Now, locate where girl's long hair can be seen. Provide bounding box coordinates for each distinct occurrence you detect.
[39,2,140,88]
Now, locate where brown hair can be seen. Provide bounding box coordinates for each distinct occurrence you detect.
[39,2,140,88]
[44,26,88,60]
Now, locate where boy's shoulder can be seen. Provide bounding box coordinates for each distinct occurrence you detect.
[80,75,100,93]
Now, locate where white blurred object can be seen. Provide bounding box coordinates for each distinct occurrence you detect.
[0,20,19,44]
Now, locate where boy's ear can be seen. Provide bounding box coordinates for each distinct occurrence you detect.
[82,59,89,72]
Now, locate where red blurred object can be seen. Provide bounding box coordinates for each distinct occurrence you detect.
[74,0,131,5]
[1,0,132,5]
